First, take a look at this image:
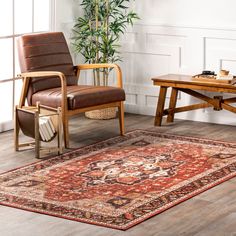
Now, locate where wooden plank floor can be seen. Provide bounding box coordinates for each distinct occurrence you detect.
[1,113,236,236]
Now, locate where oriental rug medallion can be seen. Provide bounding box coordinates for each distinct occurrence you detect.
[1,130,236,230]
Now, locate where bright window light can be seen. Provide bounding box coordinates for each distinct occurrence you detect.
[15,0,33,34]
[0,0,53,131]
[0,39,13,80]
[34,0,50,32]
[0,1,13,37]
[0,82,13,123]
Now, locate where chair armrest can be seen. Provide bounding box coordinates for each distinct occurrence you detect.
[76,63,123,88]
[18,71,68,113]
[18,71,65,78]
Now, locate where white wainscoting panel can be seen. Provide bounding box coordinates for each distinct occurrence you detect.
[56,0,236,126]
[120,23,236,125]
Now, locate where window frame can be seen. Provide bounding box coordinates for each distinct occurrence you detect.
[0,0,56,132]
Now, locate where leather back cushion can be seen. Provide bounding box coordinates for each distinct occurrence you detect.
[17,32,78,104]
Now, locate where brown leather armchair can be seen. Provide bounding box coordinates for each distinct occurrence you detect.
[17,32,125,148]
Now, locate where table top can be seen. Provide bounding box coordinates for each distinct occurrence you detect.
[152,74,236,92]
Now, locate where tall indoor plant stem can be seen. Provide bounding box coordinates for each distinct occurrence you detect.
[95,0,100,86]
[73,0,139,78]
[72,0,139,119]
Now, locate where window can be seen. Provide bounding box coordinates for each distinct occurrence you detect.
[0,0,55,132]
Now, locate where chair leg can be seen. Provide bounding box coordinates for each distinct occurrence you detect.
[57,110,63,154]
[14,106,20,151]
[34,111,40,159]
[63,115,70,148]
[118,101,125,135]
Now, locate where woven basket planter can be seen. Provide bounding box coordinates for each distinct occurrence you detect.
[85,107,117,120]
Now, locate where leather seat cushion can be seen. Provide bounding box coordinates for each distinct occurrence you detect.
[31,85,125,110]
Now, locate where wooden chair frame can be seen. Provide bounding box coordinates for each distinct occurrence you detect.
[14,104,63,158]
[18,63,125,148]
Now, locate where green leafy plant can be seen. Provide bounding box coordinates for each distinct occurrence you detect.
[72,0,139,86]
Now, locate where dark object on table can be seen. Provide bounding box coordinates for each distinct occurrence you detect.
[202,70,216,76]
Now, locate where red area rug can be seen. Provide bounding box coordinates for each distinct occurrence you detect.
[1,130,236,230]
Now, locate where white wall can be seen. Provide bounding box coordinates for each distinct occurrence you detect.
[55,0,78,39]
[121,0,236,126]
[56,0,236,126]
[134,0,236,29]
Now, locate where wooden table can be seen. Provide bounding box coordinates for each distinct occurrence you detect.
[152,74,236,126]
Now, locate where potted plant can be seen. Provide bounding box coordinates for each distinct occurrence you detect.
[72,0,139,119]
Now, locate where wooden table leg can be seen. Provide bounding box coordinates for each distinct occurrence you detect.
[167,88,178,123]
[154,86,168,126]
